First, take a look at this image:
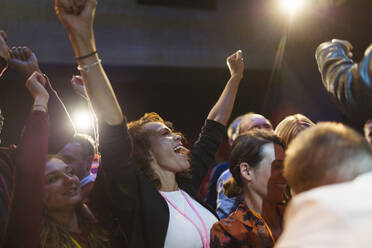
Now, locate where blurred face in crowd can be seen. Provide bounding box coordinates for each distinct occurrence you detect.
[364,122,372,146]
[144,122,190,174]
[44,158,82,212]
[58,142,91,180]
[240,114,273,133]
[243,143,286,204]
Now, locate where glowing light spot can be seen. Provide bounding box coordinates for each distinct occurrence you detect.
[281,0,304,15]
[73,111,92,131]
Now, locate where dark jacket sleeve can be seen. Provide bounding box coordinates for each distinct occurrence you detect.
[188,120,225,191]
[2,110,49,248]
[88,117,137,244]
[315,41,372,122]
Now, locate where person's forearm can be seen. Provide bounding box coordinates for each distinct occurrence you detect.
[207,74,242,126]
[3,110,48,248]
[70,34,123,125]
[316,41,372,120]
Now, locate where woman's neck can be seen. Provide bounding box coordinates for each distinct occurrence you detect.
[49,208,81,233]
[243,190,282,240]
[159,172,179,192]
[151,163,179,192]
[243,190,263,214]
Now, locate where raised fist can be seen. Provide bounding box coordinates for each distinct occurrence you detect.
[9,46,40,78]
[71,75,88,100]
[26,71,49,102]
[227,50,244,80]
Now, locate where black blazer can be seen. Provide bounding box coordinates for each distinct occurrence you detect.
[89,118,225,248]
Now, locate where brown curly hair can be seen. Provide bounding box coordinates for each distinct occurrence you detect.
[127,112,191,189]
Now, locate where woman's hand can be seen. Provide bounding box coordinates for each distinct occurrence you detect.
[55,0,97,39]
[227,50,244,80]
[9,46,41,78]
[26,71,49,111]
[71,75,88,100]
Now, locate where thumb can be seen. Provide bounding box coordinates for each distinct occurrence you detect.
[35,72,47,86]
[236,50,243,60]
[82,0,97,14]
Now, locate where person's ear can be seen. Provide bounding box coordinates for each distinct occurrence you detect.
[240,162,253,182]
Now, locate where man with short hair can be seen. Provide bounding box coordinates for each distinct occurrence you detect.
[215,112,273,218]
[58,133,96,201]
[276,122,372,247]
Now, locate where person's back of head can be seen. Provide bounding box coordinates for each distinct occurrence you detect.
[285,122,372,195]
[275,113,315,149]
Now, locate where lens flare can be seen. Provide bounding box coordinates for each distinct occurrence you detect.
[73,111,92,131]
[281,0,304,15]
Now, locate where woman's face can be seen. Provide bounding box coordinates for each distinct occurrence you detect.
[44,158,82,212]
[249,143,287,204]
[143,121,190,174]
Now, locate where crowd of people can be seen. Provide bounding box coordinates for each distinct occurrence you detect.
[0,0,372,247]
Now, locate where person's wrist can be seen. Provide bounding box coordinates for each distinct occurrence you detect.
[230,73,243,81]
[70,33,96,58]
[34,95,49,107]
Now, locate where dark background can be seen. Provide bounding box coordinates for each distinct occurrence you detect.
[0,0,371,147]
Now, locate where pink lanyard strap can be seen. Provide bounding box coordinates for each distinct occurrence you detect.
[159,190,209,248]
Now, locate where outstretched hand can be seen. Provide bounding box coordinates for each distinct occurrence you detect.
[55,0,97,37]
[227,50,244,80]
[26,71,49,104]
[332,39,353,59]
[0,30,10,62]
[9,46,40,78]
[71,75,88,99]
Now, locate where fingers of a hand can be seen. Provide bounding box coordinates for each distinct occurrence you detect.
[23,47,32,61]
[332,39,353,51]
[72,75,83,85]
[35,73,47,86]
[56,0,74,14]
[0,30,7,42]
[20,47,28,61]
[10,47,20,59]
[236,50,243,60]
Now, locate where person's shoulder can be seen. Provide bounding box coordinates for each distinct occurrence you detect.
[218,169,231,182]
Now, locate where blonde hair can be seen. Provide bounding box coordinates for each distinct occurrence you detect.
[275,114,315,148]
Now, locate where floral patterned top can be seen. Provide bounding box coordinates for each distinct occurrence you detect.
[210,203,283,248]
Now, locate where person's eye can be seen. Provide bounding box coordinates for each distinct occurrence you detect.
[162,130,171,136]
[66,168,74,176]
[47,176,58,184]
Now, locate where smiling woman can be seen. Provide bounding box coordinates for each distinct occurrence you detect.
[41,156,110,248]
[210,129,286,248]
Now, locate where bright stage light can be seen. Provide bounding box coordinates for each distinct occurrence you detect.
[281,0,304,15]
[73,110,93,131]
